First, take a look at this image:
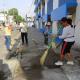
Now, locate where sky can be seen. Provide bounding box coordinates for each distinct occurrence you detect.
[0,0,35,18]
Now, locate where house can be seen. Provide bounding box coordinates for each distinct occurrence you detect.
[34,0,80,48]
[0,13,7,23]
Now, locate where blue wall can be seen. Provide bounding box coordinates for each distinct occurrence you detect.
[47,0,53,15]
[59,0,77,7]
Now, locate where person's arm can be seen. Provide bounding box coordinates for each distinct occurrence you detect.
[59,28,68,39]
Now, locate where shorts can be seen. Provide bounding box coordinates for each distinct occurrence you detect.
[61,41,75,55]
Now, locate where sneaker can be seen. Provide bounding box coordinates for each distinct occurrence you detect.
[55,61,63,66]
[67,61,74,65]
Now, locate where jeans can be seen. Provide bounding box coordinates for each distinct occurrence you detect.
[5,36,11,49]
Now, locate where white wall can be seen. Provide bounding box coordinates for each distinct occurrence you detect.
[52,21,58,34]
[45,0,48,14]
[0,13,6,22]
[75,4,80,48]
[53,0,59,10]
[52,0,59,35]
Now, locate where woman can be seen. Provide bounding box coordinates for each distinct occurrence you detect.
[55,17,75,65]
[4,23,12,51]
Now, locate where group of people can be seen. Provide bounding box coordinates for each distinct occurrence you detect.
[0,17,75,65]
[0,22,28,53]
[43,17,75,66]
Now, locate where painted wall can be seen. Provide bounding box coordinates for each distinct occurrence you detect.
[59,0,77,7]
[42,7,45,16]
[45,0,48,14]
[53,0,59,10]
[52,0,59,35]
[75,2,80,48]
[47,0,53,15]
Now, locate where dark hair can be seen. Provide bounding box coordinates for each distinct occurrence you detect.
[61,17,67,22]
[67,18,74,28]
[61,17,74,28]
[67,18,72,25]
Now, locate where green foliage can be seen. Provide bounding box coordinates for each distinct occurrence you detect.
[8,8,25,23]
[14,15,25,23]
[8,8,18,16]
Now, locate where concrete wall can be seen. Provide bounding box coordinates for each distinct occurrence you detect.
[52,0,59,35]
[75,4,80,48]
[45,0,48,15]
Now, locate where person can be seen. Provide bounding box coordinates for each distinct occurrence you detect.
[20,22,28,45]
[4,23,12,51]
[44,26,48,46]
[55,17,75,65]
[43,22,52,47]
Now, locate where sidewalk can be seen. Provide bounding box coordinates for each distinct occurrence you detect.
[20,27,80,80]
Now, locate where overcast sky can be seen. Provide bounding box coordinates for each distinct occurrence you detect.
[0,0,35,18]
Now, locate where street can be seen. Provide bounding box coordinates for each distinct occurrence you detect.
[0,27,80,80]
[0,0,80,80]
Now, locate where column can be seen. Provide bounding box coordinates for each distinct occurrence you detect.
[75,1,80,48]
[52,0,59,35]
[45,0,48,15]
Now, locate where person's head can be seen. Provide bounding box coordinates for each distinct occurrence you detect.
[61,17,69,27]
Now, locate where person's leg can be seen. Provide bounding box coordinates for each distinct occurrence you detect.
[55,41,67,65]
[66,53,74,65]
[65,42,75,65]
[5,36,10,50]
[44,34,48,45]
[5,36,8,49]
[60,41,67,61]
[66,53,73,61]
[24,33,28,45]
[21,33,24,45]
[8,36,11,49]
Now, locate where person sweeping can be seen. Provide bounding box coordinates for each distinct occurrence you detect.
[55,17,75,66]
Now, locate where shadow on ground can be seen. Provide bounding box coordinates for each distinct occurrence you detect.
[0,59,12,80]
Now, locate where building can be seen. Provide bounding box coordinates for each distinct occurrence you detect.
[26,17,34,27]
[0,12,14,24]
[0,13,7,23]
[8,16,14,23]
[34,0,80,48]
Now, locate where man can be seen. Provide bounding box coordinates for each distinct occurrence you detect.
[4,23,12,51]
[55,17,75,65]
[20,22,28,45]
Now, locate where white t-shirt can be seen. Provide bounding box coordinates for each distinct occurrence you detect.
[21,27,26,32]
[59,25,75,42]
[20,25,28,33]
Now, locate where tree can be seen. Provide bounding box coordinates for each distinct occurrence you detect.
[8,8,25,23]
[8,8,18,16]
[14,15,24,23]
